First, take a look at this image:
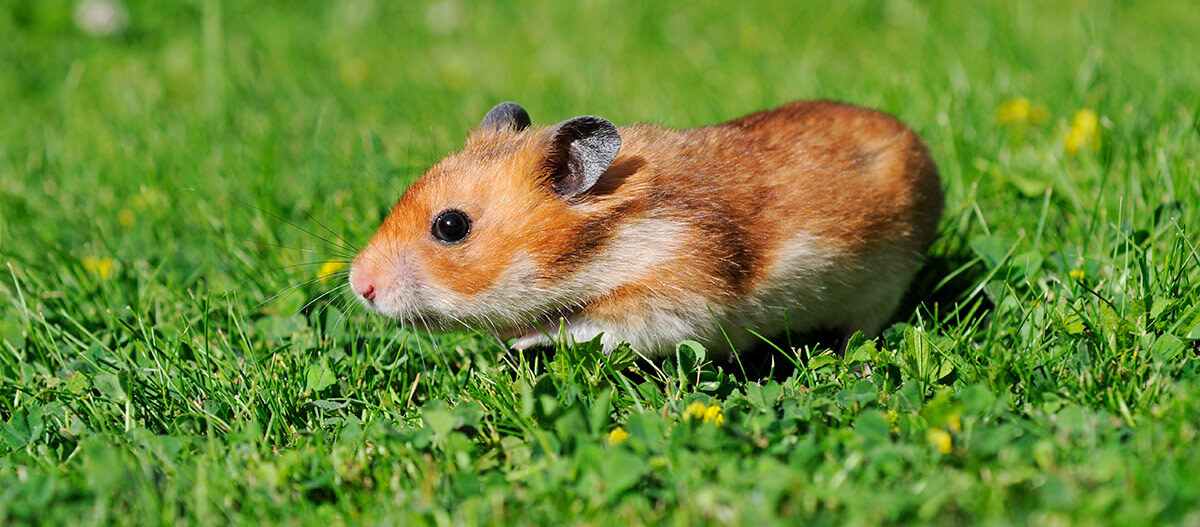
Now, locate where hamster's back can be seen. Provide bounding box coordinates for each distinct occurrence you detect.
[614,100,941,257]
[599,100,943,348]
[711,100,941,249]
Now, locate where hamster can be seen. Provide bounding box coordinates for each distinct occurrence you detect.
[349,100,943,357]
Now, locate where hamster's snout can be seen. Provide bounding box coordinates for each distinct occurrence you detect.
[348,249,421,318]
[349,266,377,301]
[358,283,376,301]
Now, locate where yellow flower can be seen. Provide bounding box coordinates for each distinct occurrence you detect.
[927,428,953,454]
[946,414,962,433]
[995,97,1049,126]
[117,209,135,228]
[702,404,725,426]
[607,427,629,446]
[1069,269,1085,280]
[1065,108,1101,156]
[318,261,346,280]
[682,401,709,421]
[82,257,114,280]
[682,401,724,426]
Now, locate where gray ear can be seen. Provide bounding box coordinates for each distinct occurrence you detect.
[546,115,621,198]
[480,102,531,132]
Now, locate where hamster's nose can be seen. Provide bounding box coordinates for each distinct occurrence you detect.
[350,268,376,301]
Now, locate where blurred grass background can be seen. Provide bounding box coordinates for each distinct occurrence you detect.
[2,0,1199,525]
[2,0,1196,275]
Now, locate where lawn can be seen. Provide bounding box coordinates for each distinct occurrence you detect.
[2,0,1199,525]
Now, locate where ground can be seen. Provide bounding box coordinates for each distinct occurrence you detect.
[2,0,1199,525]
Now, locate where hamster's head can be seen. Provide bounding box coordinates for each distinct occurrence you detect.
[348,102,623,334]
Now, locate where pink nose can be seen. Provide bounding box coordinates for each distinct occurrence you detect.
[350,270,376,301]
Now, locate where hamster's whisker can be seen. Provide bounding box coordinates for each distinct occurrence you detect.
[362,162,406,202]
[251,241,356,260]
[313,286,355,334]
[397,313,411,339]
[449,312,481,335]
[298,283,350,317]
[255,273,340,310]
[237,200,361,255]
[294,205,362,252]
[413,312,433,356]
[270,261,353,273]
[328,294,357,335]
[309,288,341,324]
[478,312,500,334]
[220,262,348,300]
[437,300,474,332]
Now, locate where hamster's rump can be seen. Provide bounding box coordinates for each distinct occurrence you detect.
[349,100,943,357]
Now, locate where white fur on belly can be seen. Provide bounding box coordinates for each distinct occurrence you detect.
[517,231,922,358]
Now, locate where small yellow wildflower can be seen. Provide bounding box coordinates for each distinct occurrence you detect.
[946,414,962,433]
[82,257,114,280]
[1065,108,1101,156]
[927,428,953,454]
[117,209,135,228]
[995,97,1049,126]
[702,404,725,426]
[682,401,725,426]
[682,401,709,421]
[1069,269,1085,280]
[317,261,346,280]
[607,427,629,446]
[681,403,705,420]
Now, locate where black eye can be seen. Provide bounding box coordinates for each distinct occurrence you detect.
[431,209,471,244]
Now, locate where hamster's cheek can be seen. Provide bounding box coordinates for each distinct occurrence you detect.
[420,251,544,327]
[420,245,510,295]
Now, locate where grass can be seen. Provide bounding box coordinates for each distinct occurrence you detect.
[2,0,1199,524]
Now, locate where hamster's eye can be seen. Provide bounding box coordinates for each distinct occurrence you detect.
[431,209,471,244]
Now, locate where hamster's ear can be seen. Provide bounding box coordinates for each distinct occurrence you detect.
[480,102,531,132]
[544,116,621,198]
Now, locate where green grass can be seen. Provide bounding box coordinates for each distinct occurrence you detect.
[2,0,1200,524]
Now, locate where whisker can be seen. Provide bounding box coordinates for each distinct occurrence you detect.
[255,273,342,310]
[398,128,419,198]
[329,294,357,335]
[235,199,360,255]
[311,286,358,340]
[221,262,349,298]
[271,261,353,272]
[294,204,361,253]
[298,283,351,317]
[414,312,434,358]
[250,240,356,260]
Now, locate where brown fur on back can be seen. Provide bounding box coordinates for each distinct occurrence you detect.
[544,100,943,305]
